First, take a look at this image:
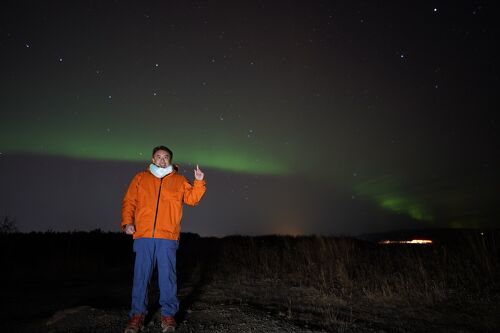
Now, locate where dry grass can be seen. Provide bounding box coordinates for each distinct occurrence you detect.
[1,230,498,331]
[207,231,499,331]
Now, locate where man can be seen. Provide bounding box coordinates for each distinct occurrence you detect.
[121,146,206,333]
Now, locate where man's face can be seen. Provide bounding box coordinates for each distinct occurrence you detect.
[152,150,171,168]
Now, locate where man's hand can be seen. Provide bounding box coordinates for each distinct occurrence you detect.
[124,224,135,235]
[194,164,204,180]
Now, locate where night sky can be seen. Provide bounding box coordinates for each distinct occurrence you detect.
[1,1,499,236]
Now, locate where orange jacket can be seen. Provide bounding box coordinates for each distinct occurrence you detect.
[121,168,206,240]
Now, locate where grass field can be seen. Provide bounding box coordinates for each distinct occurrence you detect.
[0,229,498,332]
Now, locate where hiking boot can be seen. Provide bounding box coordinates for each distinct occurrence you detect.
[124,314,145,333]
[161,315,176,332]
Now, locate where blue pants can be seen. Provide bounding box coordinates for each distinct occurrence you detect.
[129,238,179,317]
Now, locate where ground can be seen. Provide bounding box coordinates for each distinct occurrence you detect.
[2,280,496,333]
[4,283,328,333]
[1,232,498,332]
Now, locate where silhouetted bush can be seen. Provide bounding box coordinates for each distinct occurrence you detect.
[0,215,18,234]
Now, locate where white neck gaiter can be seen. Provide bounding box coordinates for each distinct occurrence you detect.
[149,163,173,178]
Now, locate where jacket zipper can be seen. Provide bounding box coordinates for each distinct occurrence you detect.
[152,177,164,238]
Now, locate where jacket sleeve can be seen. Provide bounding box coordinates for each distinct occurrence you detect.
[183,178,206,206]
[121,173,142,229]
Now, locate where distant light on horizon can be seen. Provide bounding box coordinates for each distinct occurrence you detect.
[379,239,433,245]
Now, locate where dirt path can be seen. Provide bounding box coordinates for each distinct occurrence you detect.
[3,285,326,333]
[3,281,496,332]
[36,301,325,333]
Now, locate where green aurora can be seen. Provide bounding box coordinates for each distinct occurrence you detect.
[1,103,295,175]
[4,111,495,227]
[354,175,434,222]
